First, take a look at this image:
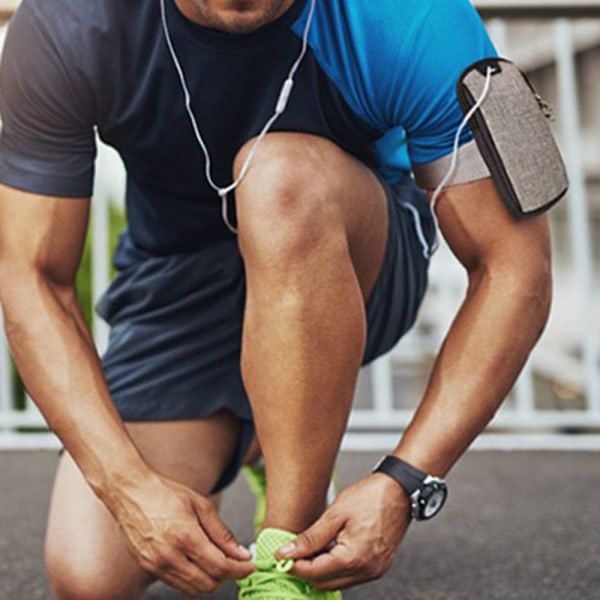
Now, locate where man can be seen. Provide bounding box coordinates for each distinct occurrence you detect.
[0,0,552,598]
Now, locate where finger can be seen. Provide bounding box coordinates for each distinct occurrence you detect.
[160,573,200,598]
[291,546,349,582]
[160,565,220,597]
[187,544,256,580]
[314,575,363,592]
[296,546,385,590]
[178,528,255,580]
[193,497,252,561]
[143,551,215,597]
[277,511,345,560]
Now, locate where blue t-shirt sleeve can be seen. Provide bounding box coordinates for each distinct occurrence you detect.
[387,0,497,166]
[0,2,96,198]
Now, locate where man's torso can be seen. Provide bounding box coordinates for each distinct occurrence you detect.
[0,0,495,267]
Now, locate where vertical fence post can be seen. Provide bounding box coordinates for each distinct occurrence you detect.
[0,308,13,432]
[371,355,395,419]
[554,20,600,414]
[0,26,10,436]
[487,18,508,57]
[92,178,111,355]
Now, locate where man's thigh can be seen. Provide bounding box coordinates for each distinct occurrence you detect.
[234,133,433,364]
[44,412,242,596]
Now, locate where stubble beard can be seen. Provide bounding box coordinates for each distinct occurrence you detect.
[186,0,292,34]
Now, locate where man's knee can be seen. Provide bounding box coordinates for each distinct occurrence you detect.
[233,133,347,261]
[45,547,146,600]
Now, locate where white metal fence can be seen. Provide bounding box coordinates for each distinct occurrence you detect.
[1,4,599,450]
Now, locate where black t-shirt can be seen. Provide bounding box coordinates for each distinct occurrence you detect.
[0,0,495,268]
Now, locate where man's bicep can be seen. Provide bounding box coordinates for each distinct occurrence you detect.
[0,184,90,286]
[432,178,551,273]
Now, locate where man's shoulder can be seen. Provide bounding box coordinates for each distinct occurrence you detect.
[332,0,434,31]
[14,0,148,47]
[18,0,111,24]
[315,0,448,61]
[311,0,445,77]
[326,0,482,39]
[9,0,156,79]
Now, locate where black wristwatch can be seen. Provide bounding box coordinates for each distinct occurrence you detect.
[372,455,448,521]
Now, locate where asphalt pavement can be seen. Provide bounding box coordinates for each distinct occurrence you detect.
[1,450,598,600]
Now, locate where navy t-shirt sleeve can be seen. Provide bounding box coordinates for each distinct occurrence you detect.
[0,2,96,198]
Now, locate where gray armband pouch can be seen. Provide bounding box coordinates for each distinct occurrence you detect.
[457,57,569,217]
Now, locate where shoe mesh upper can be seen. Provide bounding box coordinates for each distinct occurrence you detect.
[238,528,342,599]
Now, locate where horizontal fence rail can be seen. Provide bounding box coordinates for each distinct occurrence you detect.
[1,5,599,450]
[1,2,599,22]
[476,0,600,18]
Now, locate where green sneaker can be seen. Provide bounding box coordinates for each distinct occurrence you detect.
[237,528,342,599]
[241,464,267,534]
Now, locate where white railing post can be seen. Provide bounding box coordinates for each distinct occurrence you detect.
[487,18,509,56]
[514,359,536,420]
[91,177,111,355]
[554,19,600,414]
[370,355,395,417]
[0,307,13,431]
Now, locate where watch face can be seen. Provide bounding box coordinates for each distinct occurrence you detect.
[416,481,448,520]
[423,487,446,519]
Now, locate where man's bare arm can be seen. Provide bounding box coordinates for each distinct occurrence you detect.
[0,184,253,594]
[284,177,552,589]
[394,177,552,474]
[0,184,146,489]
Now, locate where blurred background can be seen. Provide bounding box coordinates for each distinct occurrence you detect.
[0,1,598,599]
[0,0,598,451]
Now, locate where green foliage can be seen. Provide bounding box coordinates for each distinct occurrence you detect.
[76,202,126,325]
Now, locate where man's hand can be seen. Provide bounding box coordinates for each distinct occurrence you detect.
[0,186,255,596]
[276,474,411,590]
[105,472,255,596]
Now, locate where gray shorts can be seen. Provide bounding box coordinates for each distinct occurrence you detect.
[97,175,434,492]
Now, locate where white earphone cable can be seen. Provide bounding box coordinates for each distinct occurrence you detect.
[421,66,494,258]
[160,0,317,234]
[161,0,490,248]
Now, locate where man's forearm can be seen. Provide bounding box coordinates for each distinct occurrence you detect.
[393,265,552,476]
[1,275,150,496]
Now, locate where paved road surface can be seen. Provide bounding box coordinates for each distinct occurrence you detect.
[1,450,598,600]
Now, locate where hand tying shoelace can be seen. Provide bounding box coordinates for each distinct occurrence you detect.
[237,528,342,599]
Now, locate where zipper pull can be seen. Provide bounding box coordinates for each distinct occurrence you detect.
[535,93,555,121]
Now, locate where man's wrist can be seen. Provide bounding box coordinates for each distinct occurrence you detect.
[370,472,412,519]
[373,455,448,521]
[84,447,154,503]
[391,447,449,479]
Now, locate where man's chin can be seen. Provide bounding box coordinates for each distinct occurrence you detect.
[181,0,293,34]
[207,10,280,34]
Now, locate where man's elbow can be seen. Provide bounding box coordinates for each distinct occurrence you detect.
[469,256,553,335]
[525,267,552,338]
[0,261,76,334]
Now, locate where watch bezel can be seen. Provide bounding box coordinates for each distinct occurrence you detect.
[410,476,448,521]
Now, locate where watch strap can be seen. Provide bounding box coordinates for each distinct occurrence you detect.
[372,455,427,495]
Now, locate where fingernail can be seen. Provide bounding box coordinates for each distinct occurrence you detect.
[279,543,296,555]
[239,545,252,558]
